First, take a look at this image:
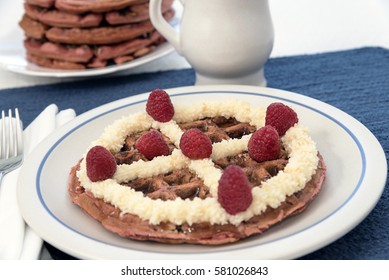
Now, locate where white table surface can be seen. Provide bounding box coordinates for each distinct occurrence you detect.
[0,0,388,260]
[0,0,388,91]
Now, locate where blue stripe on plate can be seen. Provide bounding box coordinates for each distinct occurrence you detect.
[36,90,366,255]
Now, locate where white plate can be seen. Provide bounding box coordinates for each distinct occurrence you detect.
[0,1,178,78]
[0,42,174,78]
[17,85,387,259]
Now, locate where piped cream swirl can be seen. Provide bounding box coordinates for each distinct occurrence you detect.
[76,100,318,226]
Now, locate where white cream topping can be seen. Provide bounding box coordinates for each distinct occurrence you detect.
[91,112,152,153]
[76,100,319,226]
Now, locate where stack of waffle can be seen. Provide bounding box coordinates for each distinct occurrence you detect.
[19,0,175,70]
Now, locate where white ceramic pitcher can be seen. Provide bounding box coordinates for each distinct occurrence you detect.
[150,0,274,86]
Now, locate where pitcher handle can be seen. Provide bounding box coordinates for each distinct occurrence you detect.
[149,0,182,54]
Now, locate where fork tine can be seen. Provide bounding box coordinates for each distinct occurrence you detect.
[0,109,24,183]
[0,109,23,160]
[15,108,23,155]
[0,110,5,159]
[8,109,15,158]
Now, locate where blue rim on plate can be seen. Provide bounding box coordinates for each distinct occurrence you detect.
[18,86,386,258]
[36,91,360,254]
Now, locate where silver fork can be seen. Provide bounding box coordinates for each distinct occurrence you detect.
[0,109,23,184]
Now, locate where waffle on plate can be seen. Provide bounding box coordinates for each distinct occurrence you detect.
[68,89,326,245]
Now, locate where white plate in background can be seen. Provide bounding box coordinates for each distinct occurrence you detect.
[0,0,180,78]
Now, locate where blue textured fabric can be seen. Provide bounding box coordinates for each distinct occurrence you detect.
[0,47,388,259]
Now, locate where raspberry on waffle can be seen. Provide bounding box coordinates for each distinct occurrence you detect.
[68,93,326,245]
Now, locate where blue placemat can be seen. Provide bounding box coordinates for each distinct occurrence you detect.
[1,47,388,259]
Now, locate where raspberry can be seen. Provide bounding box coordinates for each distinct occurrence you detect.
[86,146,117,182]
[265,102,298,136]
[135,130,170,160]
[217,165,253,215]
[179,128,212,159]
[248,125,280,162]
[146,89,174,122]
